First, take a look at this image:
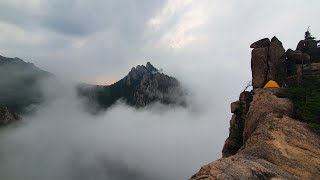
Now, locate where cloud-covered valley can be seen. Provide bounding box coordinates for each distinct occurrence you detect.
[0,76,227,180]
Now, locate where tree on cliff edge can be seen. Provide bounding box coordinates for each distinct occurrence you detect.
[305,26,316,40]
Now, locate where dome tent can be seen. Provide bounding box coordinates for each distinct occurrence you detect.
[263,80,280,88]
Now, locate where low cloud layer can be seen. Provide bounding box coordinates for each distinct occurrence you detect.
[0,77,228,180]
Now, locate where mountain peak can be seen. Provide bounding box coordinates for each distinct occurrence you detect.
[78,62,185,110]
[128,62,160,80]
[146,62,158,72]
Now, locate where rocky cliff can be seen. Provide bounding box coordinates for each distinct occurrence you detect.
[78,62,185,110]
[190,35,320,179]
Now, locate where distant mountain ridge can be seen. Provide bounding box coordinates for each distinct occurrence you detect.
[0,55,51,112]
[0,55,52,125]
[0,55,185,124]
[0,55,51,76]
[78,62,185,111]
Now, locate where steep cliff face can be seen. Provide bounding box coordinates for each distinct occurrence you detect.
[222,91,252,157]
[191,36,320,179]
[191,90,320,180]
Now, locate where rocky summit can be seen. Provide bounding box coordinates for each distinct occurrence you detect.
[191,32,320,179]
[78,62,185,110]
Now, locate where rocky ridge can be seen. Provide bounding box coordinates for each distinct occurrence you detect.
[190,35,320,179]
[78,62,185,110]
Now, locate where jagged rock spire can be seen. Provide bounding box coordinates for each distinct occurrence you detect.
[250,37,286,88]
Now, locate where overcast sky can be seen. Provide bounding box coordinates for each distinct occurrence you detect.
[0,0,319,85]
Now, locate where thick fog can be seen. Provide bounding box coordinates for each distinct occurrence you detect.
[0,72,229,180]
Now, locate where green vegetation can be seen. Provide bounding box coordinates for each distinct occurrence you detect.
[279,65,320,132]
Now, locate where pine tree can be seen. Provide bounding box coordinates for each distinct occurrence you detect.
[305,26,316,40]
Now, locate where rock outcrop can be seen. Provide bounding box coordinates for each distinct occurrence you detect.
[191,36,320,179]
[78,62,185,110]
[296,39,320,62]
[251,47,268,88]
[243,89,294,142]
[251,37,287,88]
[268,37,287,85]
[250,38,270,48]
[286,49,311,64]
[191,89,320,180]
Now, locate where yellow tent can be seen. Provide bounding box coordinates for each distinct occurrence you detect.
[264,80,280,88]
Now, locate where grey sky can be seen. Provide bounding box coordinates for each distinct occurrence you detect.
[0,0,319,84]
